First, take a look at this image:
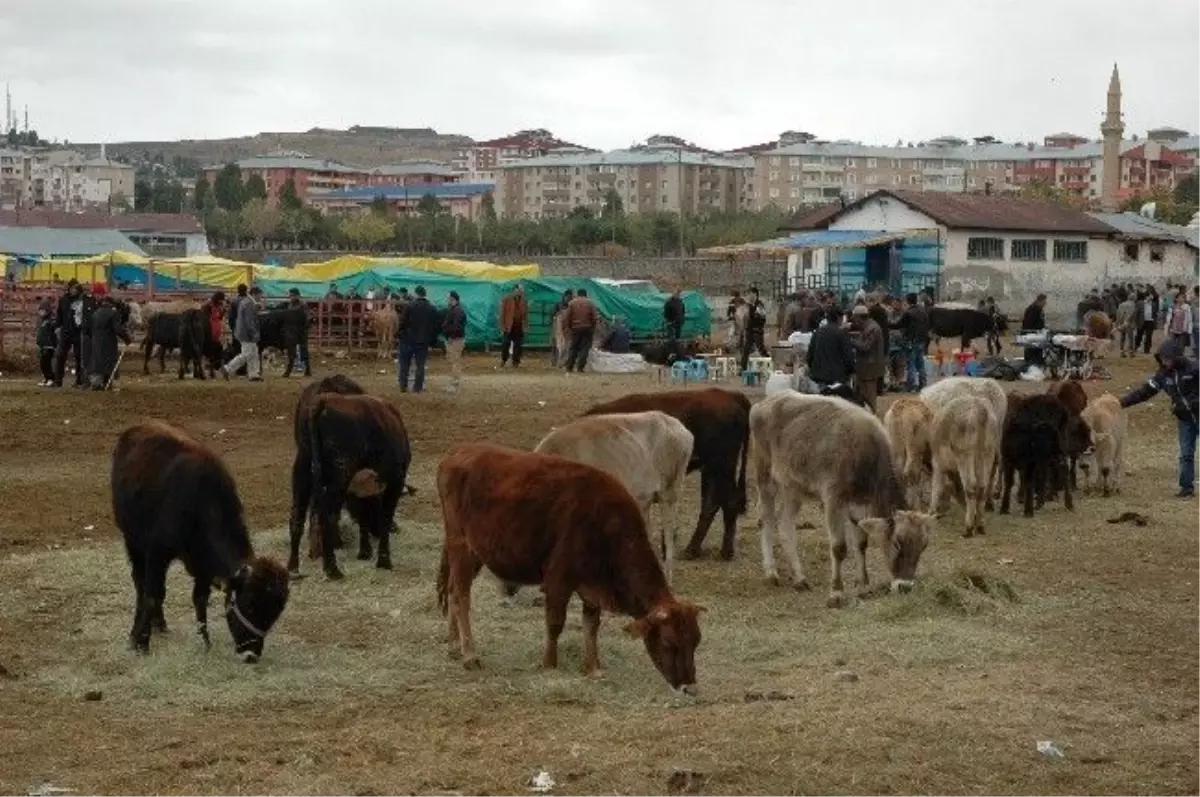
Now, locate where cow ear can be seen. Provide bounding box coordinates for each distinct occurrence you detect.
[229,563,251,590]
[624,617,652,639]
[857,517,890,538]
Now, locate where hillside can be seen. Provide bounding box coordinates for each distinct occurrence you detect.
[76,126,475,174]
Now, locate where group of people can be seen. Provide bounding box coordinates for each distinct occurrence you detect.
[36,279,132,390]
[503,285,608,374]
[1104,282,1199,358]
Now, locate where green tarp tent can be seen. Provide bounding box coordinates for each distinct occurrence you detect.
[256,266,711,349]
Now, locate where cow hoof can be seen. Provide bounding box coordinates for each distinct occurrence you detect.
[462,657,482,671]
[791,579,811,592]
[1023,510,1034,519]
[766,573,781,587]
[324,567,345,581]
[681,546,704,560]
[975,525,986,536]
[961,528,974,539]
[356,549,373,561]
[585,667,607,680]
[984,501,995,512]
[825,592,845,609]
[375,557,393,570]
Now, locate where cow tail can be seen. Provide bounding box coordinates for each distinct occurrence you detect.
[736,421,750,515]
[309,398,326,496]
[436,544,449,616]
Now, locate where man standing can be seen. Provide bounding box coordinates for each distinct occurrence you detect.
[563,288,599,373]
[281,288,311,378]
[52,279,86,388]
[227,283,248,360]
[1021,293,1048,366]
[221,286,264,382]
[442,290,467,393]
[1135,288,1160,354]
[849,305,886,411]
[550,289,573,366]
[79,284,101,382]
[894,292,930,391]
[806,311,855,389]
[397,285,439,393]
[498,284,528,368]
[1115,289,1136,357]
[1121,338,1198,498]
[780,292,804,339]
[88,292,132,390]
[739,287,768,374]
[663,288,686,357]
[203,291,226,374]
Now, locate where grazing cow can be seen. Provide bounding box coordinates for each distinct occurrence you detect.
[1047,380,1090,491]
[584,388,750,561]
[1000,393,1075,517]
[142,312,183,374]
[111,421,290,661]
[296,393,412,579]
[749,393,935,606]
[929,304,1006,350]
[373,306,399,359]
[882,396,934,507]
[436,443,704,692]
[176,308,211,379]
[922,376,1008,507]
[929,396,1000,537]
[533,411,694,584]
[1079,393,1128,496]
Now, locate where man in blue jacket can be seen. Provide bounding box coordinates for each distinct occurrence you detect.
[397,285,440,393]
[1121,338,1199,498]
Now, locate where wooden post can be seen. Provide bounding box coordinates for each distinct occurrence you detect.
[148,261,156,299]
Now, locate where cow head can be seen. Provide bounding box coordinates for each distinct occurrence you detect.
[859,510,935,593]
[1065,415,1094,458]
[625,600,705,694]
[225,556,291,662]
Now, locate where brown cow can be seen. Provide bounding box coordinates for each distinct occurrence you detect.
[112,421,290,661]
[372,306,399,359]
[584,388,750,561]
[929,395,1000,537]
[436,443,704,693]
[1047,380,1090,491]
[881,396,934,508]
[1079,393,1128,496]
[1083,310,1113,341]
[750,393,935,606]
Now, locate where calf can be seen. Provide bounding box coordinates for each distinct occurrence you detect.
[882,396,934,507]
[1000,393,1075,517]
[929,396,1000,537]
[373,306,399,359]
[296,393,412,579]
[176,308,210,380]
[111,421,290,661]
[1079,393,1127,496]
[585,388,750,561]
[534,411,694,584]
[922,376,1008,508]
[750,392,935,606]
[142,311,182,374]
[1047,380,1090,491]
[436,443,704,692]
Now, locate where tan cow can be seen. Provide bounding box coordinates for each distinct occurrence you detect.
[750,392,935,606]
[922,376,1007,507]
[534,410,694,584]
[929,395,1000,537]
[882,396,934,508]
[372,306,399,359]
[1079,393,1127,496]
[129,299,197,332]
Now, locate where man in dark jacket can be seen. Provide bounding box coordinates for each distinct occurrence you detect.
[663,289,686,357]
[781,293,804,338]
[398,285,439,393]
[88,294,132,390]
[893,292,931,391]
[281,288,312,378]
[442,290,467,393]
[52,279,86,388]
[227,283,248,360]
[563,288,599,373]
[1021,293,1048,366]
[806,315,855,388]
[602,315,631,353]
[849,305,887,412]
[1121,338,1199,497]
[1135,289,1160,354]
[739,288,769,374]
[36,298,57,386]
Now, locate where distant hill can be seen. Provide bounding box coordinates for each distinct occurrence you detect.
[75,126,475,176]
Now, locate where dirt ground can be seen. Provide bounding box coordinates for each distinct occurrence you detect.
[0,350,1196,795]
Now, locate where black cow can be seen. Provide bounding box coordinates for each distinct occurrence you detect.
[176,308,211,379]
[225,307,308,376]
[999,393,1076,517]
[929,305,1007,350]
[295,393,413,579]
[143,312,181,374]
[111,421,290,660]
[584,387,750,561]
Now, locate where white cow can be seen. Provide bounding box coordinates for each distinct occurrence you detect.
[534,410,694,584]
[750,392,935,606]
[928,395,1000,538]
[921,376,1008,506]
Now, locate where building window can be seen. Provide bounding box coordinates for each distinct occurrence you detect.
[1150,245,1165,262]
[845,158,856,167]
[788,157,799,167]
[846,173,857,184]
[769,170,779,181]
[909,174,921,185]
[790,187,800,198]
[866,158,877,168]
[769,187,780,198]
[769,156,780,166]
[968,237,1004,260]
[865,174,877,184]
[1053,240,1088,263]
[1122,242,1139,261]
[892,175,902,185]
[891,159,902,169]
[1011,239,1047,261]
[661,180,668,189]
[661,195,668,204]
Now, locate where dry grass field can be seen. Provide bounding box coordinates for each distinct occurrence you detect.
[0,352,1196,795]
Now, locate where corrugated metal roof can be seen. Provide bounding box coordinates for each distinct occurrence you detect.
[0,226,147,257]
[371,161,458,177]
[0,210,203,234]
[210,155,365,174]
[1091,212,1200,247]
[505,148,753,170]
[762,138,1150,163]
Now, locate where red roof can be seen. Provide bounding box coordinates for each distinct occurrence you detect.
[782,203,843,230]
[1122,144,1192,166]
[0,210,203,235]
[825,190,1113,234]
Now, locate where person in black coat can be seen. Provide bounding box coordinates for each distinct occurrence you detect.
[88,295,132,390]
[281,289,312,378]
[806,317,856,387]
[52,279,86,388]
[663,290,686,357]
[397,285,440,393]
[1021,293,1048,366]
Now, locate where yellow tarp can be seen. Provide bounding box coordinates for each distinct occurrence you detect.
[287,255,540,282]
[20,250,151,283]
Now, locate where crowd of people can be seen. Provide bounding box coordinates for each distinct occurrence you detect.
[36,279,132,390]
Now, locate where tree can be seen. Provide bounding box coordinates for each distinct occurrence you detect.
[241,198,283,248]
[280,208,313,248]
[213,163,245,211]
[150,177,185,213]
[243,174,268,202]
[480,190,497,222]
[278,178,303,211]
[109,192,130,212]
[369,194,390,216]
[133,179,153,211]
[340,212,395,251]
[193,176,211,212]
[602,188,624,217]
[1174,173,1198,207]
[416,192,443,218]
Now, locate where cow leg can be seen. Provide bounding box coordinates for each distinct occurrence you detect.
[177,350,186,380]
[775,491,809,591]
[755,469,781,584]
[158,344,167,374]
[985,452,1000,511]
[447,549,483,669]
[718,487,739,561]
[1062,460,1075,511]
[928,463,945,517]
[373,491,400,570]
[851,516,870,591]
[580,600,604,677]
[539,577,573,670]
[192,578,212,648]
[683,471,719,559]
[1000,461,1014,514]
[128,558,149,652]
[650,499,674,586]
[315,489,346,580]
[1022,466,1036,518]
[825,504,850,608]
[287,455,311,574]
[142,339,152,375]
[961,468,978,538]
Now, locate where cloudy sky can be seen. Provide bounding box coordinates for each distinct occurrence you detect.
[2,0,1197,149]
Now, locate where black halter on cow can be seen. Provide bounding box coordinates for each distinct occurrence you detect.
[111,421,290,661]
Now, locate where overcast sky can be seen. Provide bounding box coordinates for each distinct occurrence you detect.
[2,0,1197,149]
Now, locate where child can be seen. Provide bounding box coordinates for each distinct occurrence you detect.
[1121,338,1199,498]
[35,302,57,386]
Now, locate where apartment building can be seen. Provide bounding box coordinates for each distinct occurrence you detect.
[452,129,586,183]
[365,160,459,187]
[495,146,753,219]
[201,152,366,205]
[0,148,136,212]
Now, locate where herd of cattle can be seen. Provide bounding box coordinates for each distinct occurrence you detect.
[110,369,1129,694]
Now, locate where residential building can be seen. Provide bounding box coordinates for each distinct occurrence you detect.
[453,129,586,183]
[307,183,493,219]
[1090,211,1199,276]
[1,148,135,212]
[365,161,459,187]
[495,145,753,219]
[201,152,366,206]
[0,210,207,257]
